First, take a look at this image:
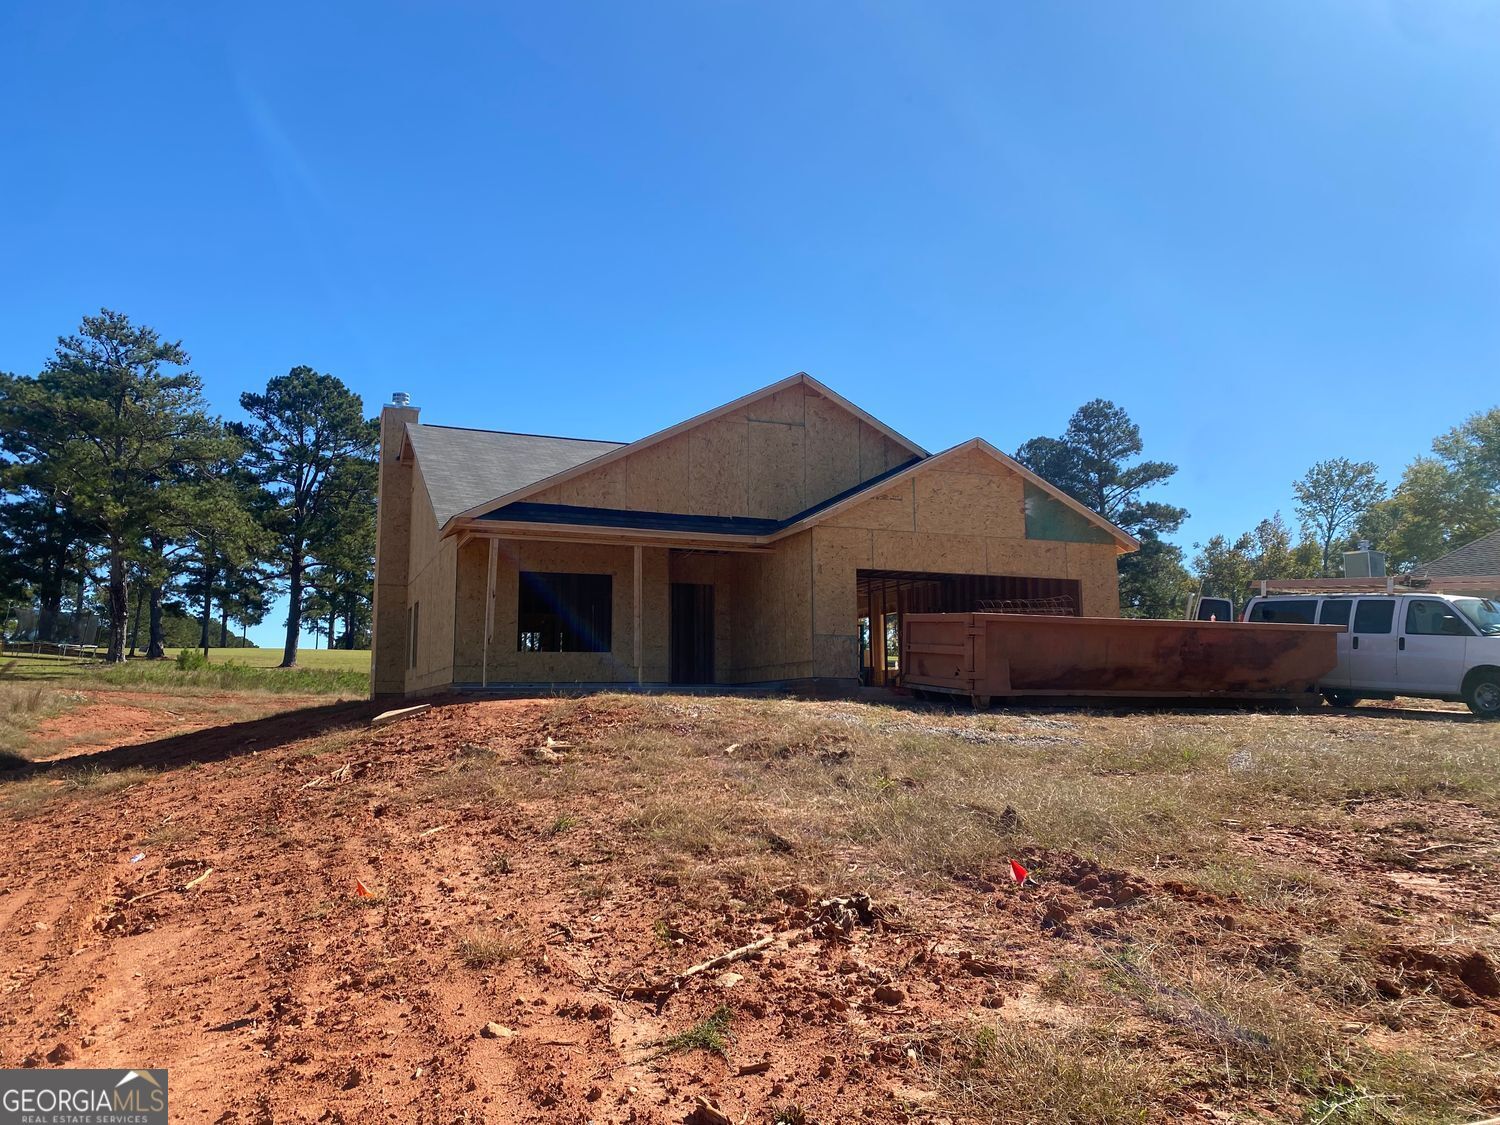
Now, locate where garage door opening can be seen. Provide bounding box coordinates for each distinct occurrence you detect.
[857,570,1081,687]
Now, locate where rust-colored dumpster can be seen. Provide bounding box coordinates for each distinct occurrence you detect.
[902,613,1338,706]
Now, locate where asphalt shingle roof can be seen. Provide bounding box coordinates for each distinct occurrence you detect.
[404,424,624,526]
[478,457,922,538]
[1414,527,1500,578]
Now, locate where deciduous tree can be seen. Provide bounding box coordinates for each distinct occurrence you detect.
[1293,458,1387,576]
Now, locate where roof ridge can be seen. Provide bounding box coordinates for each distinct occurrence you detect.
[412,422,626,444]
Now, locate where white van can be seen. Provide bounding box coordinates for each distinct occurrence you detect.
[1240,593,1500,717]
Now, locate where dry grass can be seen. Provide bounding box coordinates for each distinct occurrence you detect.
[2,764,155,817]
[929,1019,1167,1124]
[0,677,83,762]
[491,694,1498,1122]
[455,925,526,969]
[542,695,1498,899]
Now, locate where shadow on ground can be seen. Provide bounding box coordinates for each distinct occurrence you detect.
[0,697,398,779]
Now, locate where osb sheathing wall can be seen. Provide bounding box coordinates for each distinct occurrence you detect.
[526,383,914,520]
[371,405,417,696]
[726,533,815,682]
[452,540,671,684]
[404,457,458,693]
[809,449,1122,681]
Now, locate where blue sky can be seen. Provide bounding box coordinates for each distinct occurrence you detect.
[3,2,1498,647]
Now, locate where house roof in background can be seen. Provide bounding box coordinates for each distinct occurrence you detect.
[402,424,624,525]
[1414,528,1500,578]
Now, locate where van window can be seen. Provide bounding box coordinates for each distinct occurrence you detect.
[1248,598,1318,624]
[1352,600,1395,634]
[1405,599,1471,637]
[1319,598,1352,628]
[1196,597,1233,622]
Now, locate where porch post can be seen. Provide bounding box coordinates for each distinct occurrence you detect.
[633,545,643,685]
[483,537,497,687]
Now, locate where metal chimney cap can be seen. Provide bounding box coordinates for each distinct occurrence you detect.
[391,392,411,407]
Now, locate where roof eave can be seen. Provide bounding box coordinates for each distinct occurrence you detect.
[447,516,775,552]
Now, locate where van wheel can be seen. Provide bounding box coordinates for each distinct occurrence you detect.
[1323,690,1361,709]
[1465,674,1500,719]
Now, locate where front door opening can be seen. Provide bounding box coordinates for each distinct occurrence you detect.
[670,583,715,684]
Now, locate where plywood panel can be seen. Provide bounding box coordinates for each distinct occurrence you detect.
[859,420,910,479]
[689,416,749,515]
[872,531,986,574]
[747,420,806,519]
[534,459,630,509]
[813,633,859,681]
[514,381,915,522]
[1063,542,1122,617]
[747,384,806,425]
[726,532,814,681]
[826,481,914,532]
[914,470,1025,538]
[373,422,417,711]
[812,526,872,636]
[935,446,1001,475]
[622,439,688,513]
[805,392,862,505]
[984,536,1067,576]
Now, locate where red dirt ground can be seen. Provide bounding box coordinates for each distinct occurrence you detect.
[1,693,1496,1123]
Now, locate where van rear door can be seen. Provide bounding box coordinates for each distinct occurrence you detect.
[1348,599,1399,691]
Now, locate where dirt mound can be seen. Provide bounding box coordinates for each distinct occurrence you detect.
[1377,945,1500,1006]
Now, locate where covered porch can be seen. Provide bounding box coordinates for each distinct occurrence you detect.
[449,525,777,689]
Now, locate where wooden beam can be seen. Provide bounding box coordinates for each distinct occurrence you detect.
[448,521,773,553]
[482,537,497,687]
[633,545,643,685]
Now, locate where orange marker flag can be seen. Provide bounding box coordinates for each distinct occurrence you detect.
[355,880,375,898]
[1008,859,1029,885]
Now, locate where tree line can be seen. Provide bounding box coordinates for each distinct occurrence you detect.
[0,310,378,666]
[4,311,1495,648]
[1015,400,1500,617]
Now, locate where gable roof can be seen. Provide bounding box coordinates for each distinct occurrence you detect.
[478,457,920,539]
[774,438,1139,550]
[473,438,1138,552]
[403,424,624,526]
[1413,528,1500,579]
[445,372,928,529]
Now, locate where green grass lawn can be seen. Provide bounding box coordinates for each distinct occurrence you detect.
[1,647,368,676]
[195,647,370,672]
[0,646,370,699]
